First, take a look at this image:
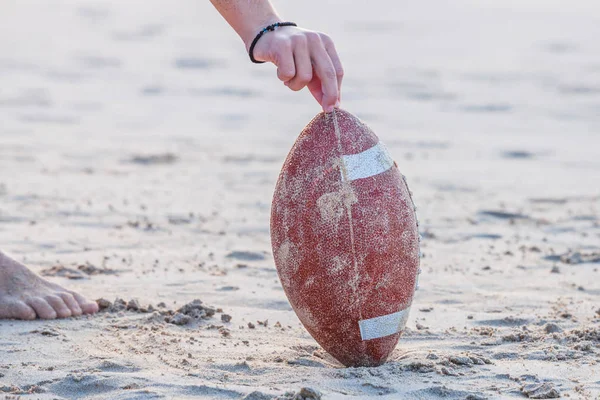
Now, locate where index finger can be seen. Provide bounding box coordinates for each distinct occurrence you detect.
[310,39,338,112]
[322,36,343,104]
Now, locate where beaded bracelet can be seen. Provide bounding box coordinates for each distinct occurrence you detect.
[248,22,297,64]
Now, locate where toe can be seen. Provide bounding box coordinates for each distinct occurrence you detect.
[59,292,82,316]
[27,297,58,319]
[0,299,37,320]
[14,301,37,320]
[45,295,72,318]
[70,291,99,315]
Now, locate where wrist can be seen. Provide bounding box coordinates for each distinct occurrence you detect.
[242,14,283,51]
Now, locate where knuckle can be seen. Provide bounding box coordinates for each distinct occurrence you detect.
[323,67,337,80]
[278,69,295,81]
[305,31,321,43]
[291,33,307,45]
[298,72,313,83]
[320,33,333,44]
[336,66,345,77]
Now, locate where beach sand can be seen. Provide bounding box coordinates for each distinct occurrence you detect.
[1,0,599,398]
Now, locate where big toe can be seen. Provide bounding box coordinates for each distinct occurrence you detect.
[0,299,36,320]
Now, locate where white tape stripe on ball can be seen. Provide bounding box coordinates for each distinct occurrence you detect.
[341,142,394,182]
[358,307,411,341]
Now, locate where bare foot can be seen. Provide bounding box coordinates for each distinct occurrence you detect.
[0,251,99,320]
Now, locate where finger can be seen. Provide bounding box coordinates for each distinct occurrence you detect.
[308,36,338,112]
[286,37,313,91]
[322,35,344,105]
[274,40,296,82]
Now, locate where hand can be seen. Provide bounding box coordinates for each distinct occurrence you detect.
[249,26,343,113]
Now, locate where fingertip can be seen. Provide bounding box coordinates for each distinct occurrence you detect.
[322,95,337,113]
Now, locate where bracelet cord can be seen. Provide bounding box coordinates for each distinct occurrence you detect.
[249,22,297,64]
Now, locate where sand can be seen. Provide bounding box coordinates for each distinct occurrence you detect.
[1,0,599,398]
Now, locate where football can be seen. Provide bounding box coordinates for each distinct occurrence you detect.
[270,109,421,367]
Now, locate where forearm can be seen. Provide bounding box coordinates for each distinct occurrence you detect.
[210,0,282,49]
